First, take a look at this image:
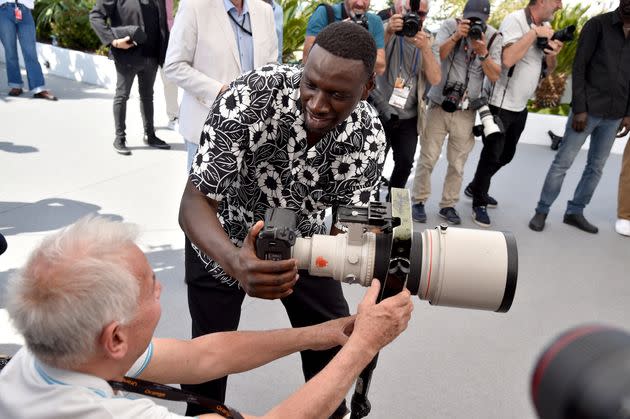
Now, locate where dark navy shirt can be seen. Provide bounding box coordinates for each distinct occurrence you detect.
[572,9,630,119]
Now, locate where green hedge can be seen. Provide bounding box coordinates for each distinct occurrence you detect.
[33,0,104,54]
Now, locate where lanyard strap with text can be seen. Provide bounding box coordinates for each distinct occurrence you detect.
[398,37,419,85]
[227,11,252,36]
[108,376,245,419]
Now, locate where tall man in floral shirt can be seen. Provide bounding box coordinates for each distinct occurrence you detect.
[178,22,385,419]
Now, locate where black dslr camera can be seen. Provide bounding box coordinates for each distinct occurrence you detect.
[537,25,576,50]
[441,81,466,113]
[396,0,422,37]
[351,13,369,30]
[468,17,487,41]
[255,208,297,261]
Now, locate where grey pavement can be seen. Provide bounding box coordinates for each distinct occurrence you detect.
[1,67,629,419]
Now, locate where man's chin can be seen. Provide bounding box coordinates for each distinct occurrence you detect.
[305,115,335,135]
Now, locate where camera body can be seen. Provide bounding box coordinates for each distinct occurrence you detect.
[441,81,466,113]
[468,17,487,41]
[537,25,576,50]
[396,0,422,37]
[351,13,370,30]
[256,208,297,261]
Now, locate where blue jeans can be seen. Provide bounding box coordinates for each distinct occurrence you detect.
[536,111,621,215]
[0,3,45,93]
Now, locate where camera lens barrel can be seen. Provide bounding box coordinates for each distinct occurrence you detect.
[532,326,630,419]
[414,226,517,312]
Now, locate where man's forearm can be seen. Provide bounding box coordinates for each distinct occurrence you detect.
[502,29,537,68]
[439,36,458,61]
[375,49,386,75]
[179,179,238,277]
[481,57,501,82]
[263,339,376,419]
[422,47,441,86]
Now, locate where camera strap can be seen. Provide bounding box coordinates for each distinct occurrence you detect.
[0,356,243,418]
[108,376,245,419]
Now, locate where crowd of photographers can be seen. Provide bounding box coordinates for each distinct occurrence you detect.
[299,0,630,235]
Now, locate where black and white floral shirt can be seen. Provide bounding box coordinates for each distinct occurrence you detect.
[190,64,386,285]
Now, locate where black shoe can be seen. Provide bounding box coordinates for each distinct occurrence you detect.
[143,134,171,150]
[113,138,131,155]
[563,213,598,234]
[529,212,547,232]
[472,206,491,227]
[412,202,427,223]
[464,184,498,208]
[548,130,563,151]
[8,88,23,97]
[439,207,461,225]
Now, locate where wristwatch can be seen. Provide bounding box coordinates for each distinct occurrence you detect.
[479,53,489,62]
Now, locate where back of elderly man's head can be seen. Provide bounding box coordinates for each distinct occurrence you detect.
[7,216,141,369]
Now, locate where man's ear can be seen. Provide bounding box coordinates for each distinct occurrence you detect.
[100,321,128,361]
[362,73,376,100]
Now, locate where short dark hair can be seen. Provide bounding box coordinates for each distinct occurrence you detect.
[313,21,376,77]
[528,0,537,5]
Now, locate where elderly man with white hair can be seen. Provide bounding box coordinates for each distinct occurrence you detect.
[0,216,412,419]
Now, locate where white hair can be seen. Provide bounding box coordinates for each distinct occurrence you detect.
[7,216,141,369]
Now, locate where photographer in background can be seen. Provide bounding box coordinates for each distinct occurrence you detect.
[410,0,501,225]
[466,0,564,227]
[0,216,413,419]
[303,0,386,75]
[370,0,441,200]
[529,0,630,234]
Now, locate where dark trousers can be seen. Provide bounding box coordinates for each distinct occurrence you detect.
[469,105,529,207]
[384,116,419,193]
[182,238,350,418]
[113,56,159,141]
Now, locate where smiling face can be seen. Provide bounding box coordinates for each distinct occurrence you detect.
[300,45,373,143]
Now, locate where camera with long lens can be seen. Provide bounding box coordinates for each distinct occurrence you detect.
[537,25,576,51]
[468,17,487,41]
[531,325,630,419]
[256,188,518,312]
[396,0,422,37]
[350,12,370,30]
[470,97,504,142]
[441,81,466,113]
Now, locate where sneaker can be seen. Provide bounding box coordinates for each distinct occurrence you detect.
[563,213,598,234]
[412,202,427,223]
[113,138,131,155]
[464,185,498,208]
[143,134,171,150]
[615,219,630,237]
[472,206,491,227]
[528,212,547,232]
[166,117,178,131]
[439,207,461,225]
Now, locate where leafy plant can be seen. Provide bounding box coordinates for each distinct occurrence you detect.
[32,0,101,53]
[277,0,319,63]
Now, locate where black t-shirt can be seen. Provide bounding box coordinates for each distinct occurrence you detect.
[140,0,160,58]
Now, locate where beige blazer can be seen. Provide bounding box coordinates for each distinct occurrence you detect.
[164,0,278,144]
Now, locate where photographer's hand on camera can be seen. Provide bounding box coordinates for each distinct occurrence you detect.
[111,36,134,49]
[384,13,404,43]
[407,30,431,52]
[453,19,471,41]
[532,24,554,40]
[470,33,489,57]
[350,279,413,354]
[231,221,299,299]
[543,39,563,56]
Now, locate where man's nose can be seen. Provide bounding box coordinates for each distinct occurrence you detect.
[309,91,331,114]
